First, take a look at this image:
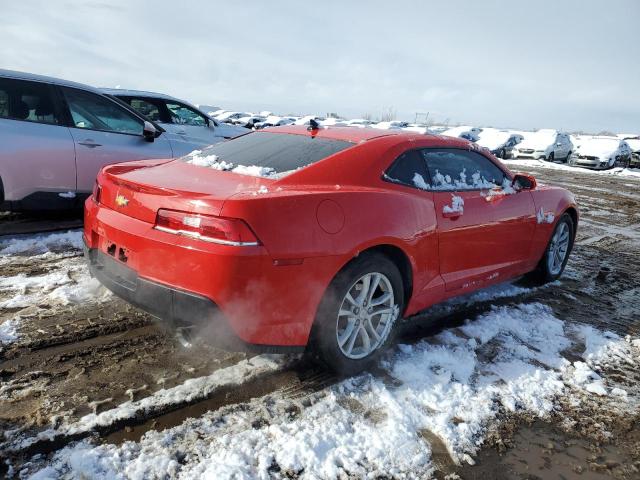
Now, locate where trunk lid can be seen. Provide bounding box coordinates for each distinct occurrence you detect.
[99,159,272,223]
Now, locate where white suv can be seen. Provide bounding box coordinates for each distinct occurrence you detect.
[512,129,573,162]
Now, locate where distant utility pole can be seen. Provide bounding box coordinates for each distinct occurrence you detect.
[414,112,429,124]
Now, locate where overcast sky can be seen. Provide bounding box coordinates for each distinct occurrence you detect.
[1,0,638,133]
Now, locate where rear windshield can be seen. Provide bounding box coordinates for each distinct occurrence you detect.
[180,132,353,177]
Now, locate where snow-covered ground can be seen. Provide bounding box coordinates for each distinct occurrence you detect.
[23,303,639,479]
[0,230,110,349]
[0,230,84,257]
[503,158,640,178]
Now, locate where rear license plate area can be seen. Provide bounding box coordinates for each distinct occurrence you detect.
[102,238,133,265]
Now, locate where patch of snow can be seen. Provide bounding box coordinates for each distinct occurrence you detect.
[413,173,430,190]
[29,303,637,479]
[443,194,464,214]
[0,261,110,309]
[183,151,278,178]
[0,230,83,256]
[57,191,76,199]
[0,318,18,345]
[503,158,640,179]
[536,207,555,224]
[232,165,277,178]
[251,185,270,196]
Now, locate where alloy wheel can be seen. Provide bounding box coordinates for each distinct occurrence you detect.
[335,272,397,359]
[547,222,570,275]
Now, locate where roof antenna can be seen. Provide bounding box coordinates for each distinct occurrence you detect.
[308,118,320,131]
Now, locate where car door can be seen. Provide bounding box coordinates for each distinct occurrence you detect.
[0,77,77,208]
[164,101,223,154]
[554,134,570,158]
[422,148,537,292]
[59,86,174,194]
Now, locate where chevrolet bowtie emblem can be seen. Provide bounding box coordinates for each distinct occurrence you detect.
[115,194,129,207]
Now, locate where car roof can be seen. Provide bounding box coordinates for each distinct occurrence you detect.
[0,68,104,94]
[100,88,210,118]
[100,88,182,102]
[262,125,446,143]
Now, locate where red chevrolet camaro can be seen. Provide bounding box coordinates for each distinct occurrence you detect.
[84,125,578,373]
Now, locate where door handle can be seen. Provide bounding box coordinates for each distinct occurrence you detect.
[78,140,102,148]
[442,211,461,219]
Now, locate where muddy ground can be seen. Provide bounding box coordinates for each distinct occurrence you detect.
[1,163,639,479]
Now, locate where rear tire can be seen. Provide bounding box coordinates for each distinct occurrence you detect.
[546,152,555,162]
[525,213,574,285]
[311,253,404,375]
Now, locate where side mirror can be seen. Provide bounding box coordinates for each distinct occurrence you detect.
[512,173,536,191]
[143,121,157,142]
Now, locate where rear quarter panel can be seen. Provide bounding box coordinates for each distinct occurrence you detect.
[220,185,441,316]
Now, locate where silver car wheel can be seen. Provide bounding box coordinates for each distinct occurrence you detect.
[336,272,396,360]
[547,222,570,275]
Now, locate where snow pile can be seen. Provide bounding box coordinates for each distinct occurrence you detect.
[0,230,83,256]
[443,194,464,214]
[183,151,278,178]
[412,173,430,190]
[429,165,499,191]
[0,262,110,309]
[26,303,638,479]
[503,158,640,178]
[0,318,18,345]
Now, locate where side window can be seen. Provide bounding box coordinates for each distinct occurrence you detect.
[122,97,162,122]
[384,150,431,190]
[0,78,61,125]
[422,148,507,191]
[63,88,143,135]
[166,102,207,126]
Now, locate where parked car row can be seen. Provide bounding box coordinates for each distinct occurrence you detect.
[211,108,639,171]
[0,69,248,211]
[1,68,637,213]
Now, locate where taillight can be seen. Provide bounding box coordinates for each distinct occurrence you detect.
[154,209,260,246]
[93,181,102,204]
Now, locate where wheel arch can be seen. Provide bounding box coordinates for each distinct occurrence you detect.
[335,243,415,316]
[563,206,578,241]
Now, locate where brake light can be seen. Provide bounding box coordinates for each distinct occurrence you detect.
[93,181,102,204]
[154,209,260,246]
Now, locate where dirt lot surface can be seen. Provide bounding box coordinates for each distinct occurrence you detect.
[1,162,639,479]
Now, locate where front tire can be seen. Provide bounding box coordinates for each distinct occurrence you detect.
[311,253,404,375]
[526,213,574,285]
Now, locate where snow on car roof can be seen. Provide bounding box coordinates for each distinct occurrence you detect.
[577,136,623,156]
[475,128,514,150]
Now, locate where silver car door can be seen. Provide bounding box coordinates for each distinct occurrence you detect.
[165,101,222,148]
[0,77,76,207]
[60,86,174,194]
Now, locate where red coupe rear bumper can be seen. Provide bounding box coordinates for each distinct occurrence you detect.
[84,198,338,350]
